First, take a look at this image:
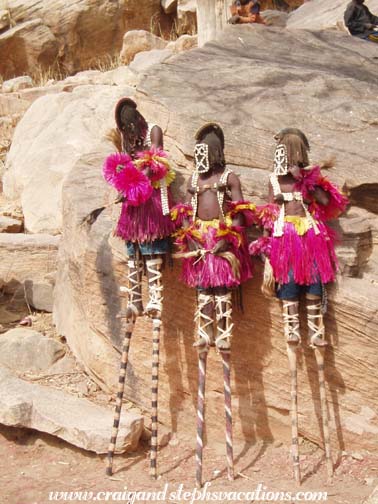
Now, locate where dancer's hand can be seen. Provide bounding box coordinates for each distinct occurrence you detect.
[188,237,201,252]
[212,239,229,255]
[274,193,284,205]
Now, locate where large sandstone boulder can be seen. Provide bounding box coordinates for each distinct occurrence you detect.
[3,85,134,233]
[0,0,172,78]
[2,76,34,93]
[166,34,198,53]
[0,67,139,156]
[129,48,174,74]
[0,329,65,373]
[120,30,168,65]
[0,366,143,453]
[287,0,378,31]
[54,26,378,454]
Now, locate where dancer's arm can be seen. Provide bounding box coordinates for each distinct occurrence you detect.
[228,172,244,226]
[150,125,163,148]
[212,172,243,255]
[312,186,330,206]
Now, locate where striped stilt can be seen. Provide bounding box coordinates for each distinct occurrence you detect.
[221,351,234,481]
[106,318,135,476]
[215,293,234,480]
[106,258,142,476]
[314,347,333,482]
[150,317,161,479]
[145,257,163,479]
[307,299,333,481]
[196,350,208,488]
[287,343,301,485]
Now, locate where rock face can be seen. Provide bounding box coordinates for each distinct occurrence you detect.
[53,26,378,454]
[0,329,65,373]
[261,9,289,27]
[0,234,60,309]
[0,19,59,80]
[120,30,168,65]
[196,0,304,46]
[0,0,172,79]
[0,366,143,454]
[0,215,22,233]
[129,48,174,75]
[3,85,134,233]
[162,0,178,14]
[166,34,198,53]
[0,9,10,31]
[287,0,378,31]
[2,76,34,93]
[262,0,303,9]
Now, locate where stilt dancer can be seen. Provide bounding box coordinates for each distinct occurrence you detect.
[172,123,258,487]
[102,98,176,477]
[250,128,348,483]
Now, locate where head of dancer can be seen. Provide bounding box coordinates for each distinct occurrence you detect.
[273,128,310,176]
[115,98,148,157]
[194,123,226,176]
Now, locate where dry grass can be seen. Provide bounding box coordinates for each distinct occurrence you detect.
[30,63,67,88]
[86,54,122,73]
[0,53,123,89]
[151,13,197,41]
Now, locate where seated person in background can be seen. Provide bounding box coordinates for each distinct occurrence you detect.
[229,0,265,25]
[344,0,378,42]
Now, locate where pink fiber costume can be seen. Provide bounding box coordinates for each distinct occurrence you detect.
[172,169,257,289]
[103,146,176,248]
[250,166,348,287]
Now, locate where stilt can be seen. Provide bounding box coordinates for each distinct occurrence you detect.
[221,351,234,481]
[196,350,208,488]
[146,257,163,478]
[283,299,301,484]
[106,258,143,476]
[215,292,234,480]
[287,343,301,485]
[314,347,333,482]
[150,317,161,479]
[106,318,135,476]
[307,298,333,482]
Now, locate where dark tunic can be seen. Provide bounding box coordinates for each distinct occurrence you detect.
[344,1,378,37]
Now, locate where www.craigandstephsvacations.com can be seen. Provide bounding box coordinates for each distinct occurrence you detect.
[48,482,328,502]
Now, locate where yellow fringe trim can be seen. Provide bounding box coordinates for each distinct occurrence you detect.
[285,216,311,236]
[152,168,176,189]
[170,206,193,221]
[195,215,233,231]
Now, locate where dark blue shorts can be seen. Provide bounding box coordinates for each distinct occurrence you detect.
[126,238,170,257]
[276,270,322,300]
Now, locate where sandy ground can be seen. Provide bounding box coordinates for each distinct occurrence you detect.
[0,302,377,504]
[1,425,377,504]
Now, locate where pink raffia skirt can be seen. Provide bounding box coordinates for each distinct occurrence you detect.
[269,221,339,285]
[178,218,253,289]
[115,188,175,242]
